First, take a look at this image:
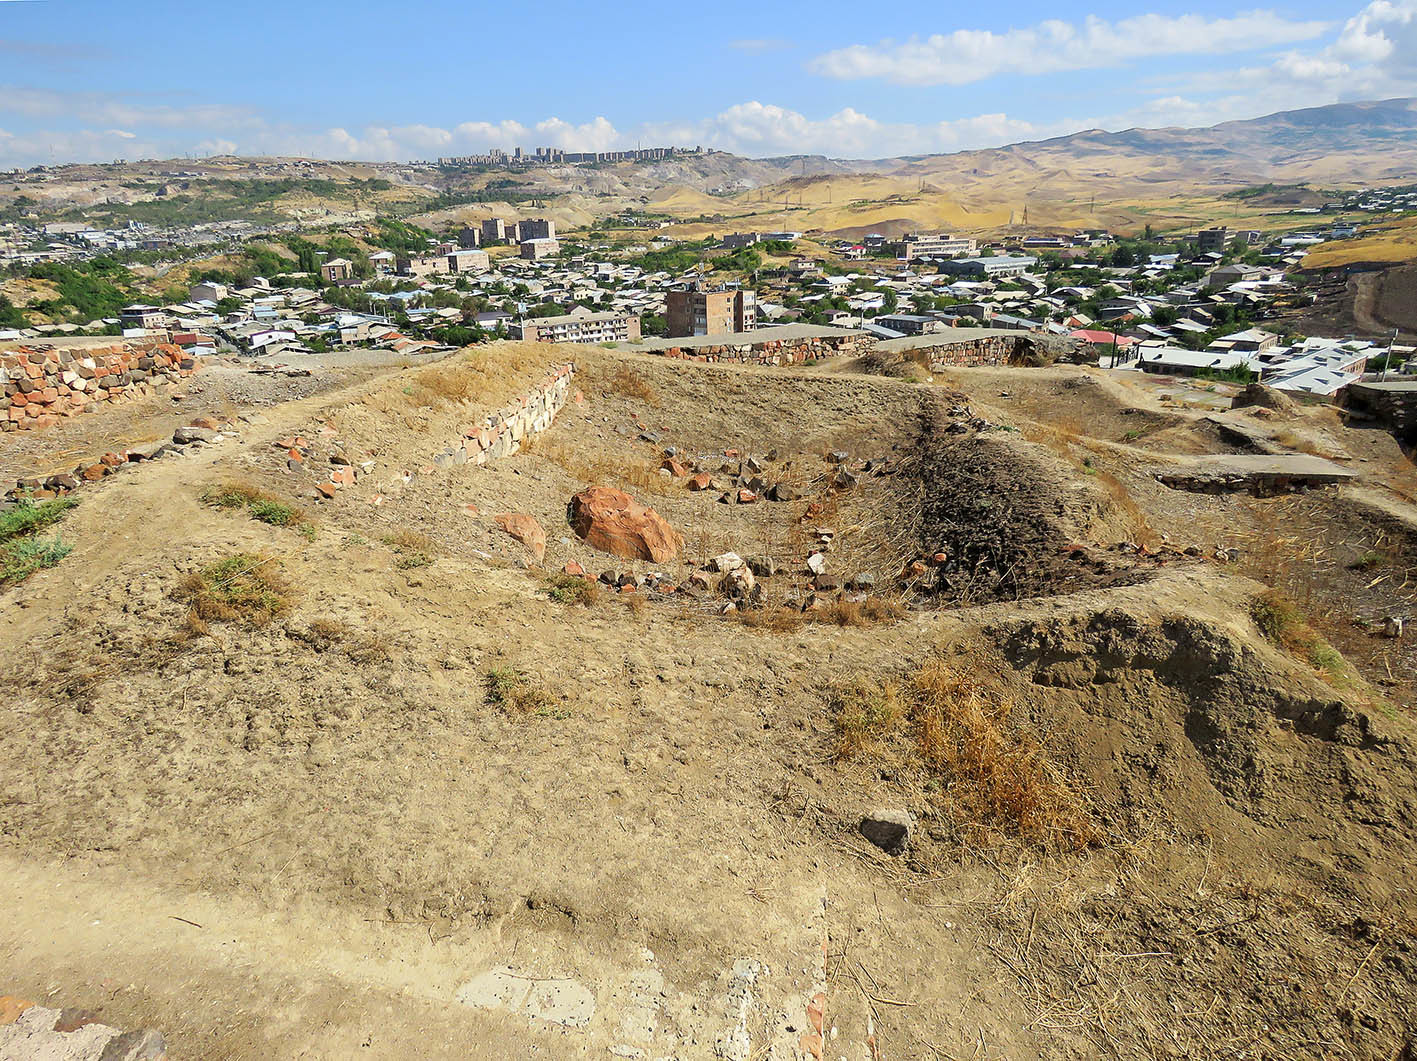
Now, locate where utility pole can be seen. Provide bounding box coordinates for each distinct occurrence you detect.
[1381,327,1397,381]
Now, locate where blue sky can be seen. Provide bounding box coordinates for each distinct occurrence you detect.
[0,0,1413,165]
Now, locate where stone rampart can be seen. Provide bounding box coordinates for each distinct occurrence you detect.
[2,340,199,432]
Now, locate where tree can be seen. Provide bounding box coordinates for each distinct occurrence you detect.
[641,313,668,337]
[880,288,898,314]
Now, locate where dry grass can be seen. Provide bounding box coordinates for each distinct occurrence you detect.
[736,595,907,632]
[523,437,676,494]
[831,655,1096,852]
[484,667,562,716]
[817,596,906,626]
[401,346,541,409]
[381,529,435,568]
[607,365,659,406]
[203,480,307,528]
[291,617,349,652]
[172,553,293,633]
[1250,588,1352,686]
[1093,468,1159,549]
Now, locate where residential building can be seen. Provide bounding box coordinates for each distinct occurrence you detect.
[119,305,166,330]
[519,238,560,260]
[875,313,943,335]
[1205,263,1267,289]
[665,285,757,336]
[1197,227,1229,254]
[320,257,354,284]
[447,249,490,274]
[515,306,641,344]
[893,233,978,261]
[188,281,227,303]
[480,218,507,243]
[396,255,450,278]
[369,250,395,274]
[518,218,556,241]
[721,232,761,249]
[938,255,1037,277]
[457,226,482,249]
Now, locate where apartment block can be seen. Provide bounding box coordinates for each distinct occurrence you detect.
[517,218,556,241]
[1197,226,1230,254]
[480,218,506,243]
[519,238,561,260]
[665,286,757,337]
[515,307,641,344]
[893,233,978,260]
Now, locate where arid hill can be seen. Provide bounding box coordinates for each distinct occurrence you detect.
[1,341,1415,1059]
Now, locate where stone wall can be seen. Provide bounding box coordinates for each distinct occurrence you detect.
[2,340,199,432]
[428,362,576,472]
[920,334,1030,370]
[1341,381,1417,441]
[654,333,874,365]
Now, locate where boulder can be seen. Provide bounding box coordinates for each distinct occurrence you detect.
[687,472,713,491]
[859,808,913,855]
[495,512,546,560]
[568,486,681,563]
[766,482,801,502]
[172,425,217,445]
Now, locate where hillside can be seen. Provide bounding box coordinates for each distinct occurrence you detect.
[1,341,1415,1058]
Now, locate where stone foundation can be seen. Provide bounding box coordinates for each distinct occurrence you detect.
[654,333,873,365]
[2,341,199,431]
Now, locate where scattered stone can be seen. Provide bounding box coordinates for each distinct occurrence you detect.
[832,469,858,490]
[859,808,913,855]
[660,457,689,477]
[569,486,681,563]
[599,570,618,585]
[747,556,778,578]
[737,489,758,504]
[806,552,827,576]
[827,450,849,464]
[766,482,801,502]
[1382,616,1406,639]
[172,425,217,445]
[496,513,547,560]
[687,472,713,491]
[848,572,876,591]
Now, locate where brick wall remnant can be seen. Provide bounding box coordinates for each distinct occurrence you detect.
[2,340,199,432]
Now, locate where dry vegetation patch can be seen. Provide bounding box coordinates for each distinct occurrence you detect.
[484,666,559,716]
[203,480,308,529]
[172,553,293,634]
[832,655,1096,852]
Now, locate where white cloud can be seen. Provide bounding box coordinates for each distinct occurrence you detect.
[808,10,1332,85]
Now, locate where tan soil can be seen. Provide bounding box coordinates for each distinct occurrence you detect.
[1,344,1415,1060]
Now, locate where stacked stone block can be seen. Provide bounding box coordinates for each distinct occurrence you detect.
[1,341,199,432]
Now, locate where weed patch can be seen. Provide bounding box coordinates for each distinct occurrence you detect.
[544,574,601,606]
[0,498,78,587]
[204,481,307,528]
[484,667,560,715]
[173,553,293,630]
[1251,589,1355,687]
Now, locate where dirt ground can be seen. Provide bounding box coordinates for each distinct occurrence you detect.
[1,344,1415,1060]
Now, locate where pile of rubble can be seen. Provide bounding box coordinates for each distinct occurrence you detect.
[656,444,888,504]
[4,416,241,505]
[2,341,198,432]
